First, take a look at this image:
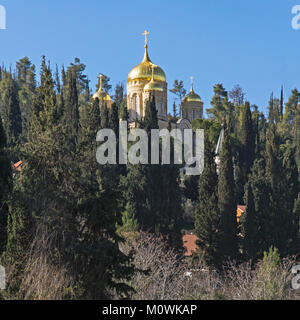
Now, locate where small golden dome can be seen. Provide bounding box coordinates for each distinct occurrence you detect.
[144,64,164,92]
[183,77,202,102]
[144,79,164,92]
[128,45,166,83]
[93,74,112,101]
[184,91,202,102]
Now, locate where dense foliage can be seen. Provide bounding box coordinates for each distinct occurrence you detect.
[0,57,300,300]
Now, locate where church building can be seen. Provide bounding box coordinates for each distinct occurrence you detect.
[126,30,203,130]
[93,30,204,131]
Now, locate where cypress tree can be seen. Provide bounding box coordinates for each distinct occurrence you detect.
[292,193,300,252]
[280,86,284,119]
[241,158,271,260]
[141,94,159,132]
[16,57,36,138]
[241,181,261,262]
[195,138,220,267]
[206,83,228,122]
[114,82,124,109]
[119,98,128,121]
[109,102,119,138]
[121,95,182,247]
[100,103,109,129]
[0,73,22,145]
[0,114,11,256]
[217,126,238,262]
[62,70,79,149]
[236,102,255,203]
[265,122,298,256]
[3,57,134,299]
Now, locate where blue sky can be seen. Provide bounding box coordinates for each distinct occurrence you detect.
[0,0,300,115]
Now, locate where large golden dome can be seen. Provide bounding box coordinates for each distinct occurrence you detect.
[128,45,166,83]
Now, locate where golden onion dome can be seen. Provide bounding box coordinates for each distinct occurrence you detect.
[144,65,164,92]
[183,77,202,102]
[93,74,112,101]
[144,80,164,92]
[128,44,166,83]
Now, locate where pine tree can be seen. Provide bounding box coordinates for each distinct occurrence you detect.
[117,203,139,234]
[217,126,238,262]
[172,102,177,118]
[206,84,228,121]
[169,80,186,117]
[195,138,220,267]
[114,82,124,109]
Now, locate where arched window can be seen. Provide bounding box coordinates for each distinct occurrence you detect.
[132,94,138,119]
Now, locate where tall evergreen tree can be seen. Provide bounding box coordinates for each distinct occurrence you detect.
[206,83,228,121]
[0,73,22,145]
[16,57,36,137]
[241,158,270,261]
[264,121,298,256]
[236,101,255,203]
[0,114,11,256]
[241,181,261,262]
[62,70,79,149]
[121,95,182,247]
[217,126,238,262]
[114,82,124,109]
[280,86,284,119]
[100,103,109,129]
[119,99,128,121]
[195,138,220,267]
[169,80,186,117]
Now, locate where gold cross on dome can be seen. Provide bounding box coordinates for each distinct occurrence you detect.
[142,30,150,46]
[190,76,194,91]
[98,74,103,89]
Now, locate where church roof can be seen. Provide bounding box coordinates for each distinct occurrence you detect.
[144,64,164,92]
[128,31,166,83]
[183,77,202,103]
[93,74,112,101]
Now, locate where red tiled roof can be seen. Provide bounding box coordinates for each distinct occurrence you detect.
[182,234,198,256]
[237,205,246,223]
[13,161,22,172]
[237,205,246,212]
[183,205,247,256]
